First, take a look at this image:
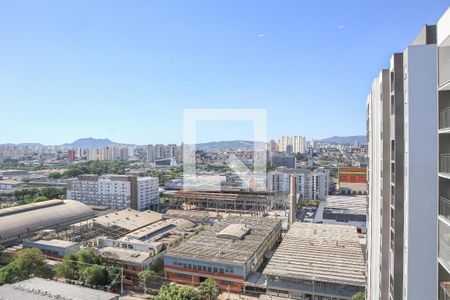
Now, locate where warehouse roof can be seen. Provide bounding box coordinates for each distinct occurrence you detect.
[166,216,280,265]
[0,200,95,244]
[263,223,366,287]
[91,209,163,231]
[0,277,119,300]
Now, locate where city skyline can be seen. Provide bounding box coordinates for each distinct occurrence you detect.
[1,1,448,145]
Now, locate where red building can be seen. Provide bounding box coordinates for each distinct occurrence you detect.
[67,150,76,162]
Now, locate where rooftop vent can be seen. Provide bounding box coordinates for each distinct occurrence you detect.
[216,224,251,240]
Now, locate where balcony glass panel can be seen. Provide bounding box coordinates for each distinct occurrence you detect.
[441,197,450,222]
[438,219,450,270]
[439,45,450,88]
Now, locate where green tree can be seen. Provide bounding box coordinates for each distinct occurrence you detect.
[80,265,109,287]
[138,269,156,292]
[155,284,200,300]
[0,262,20,284]
[55,253,80,281]
[0,248,52,284]
[198,279,220,300]
[64,166,83,178]
[352,292,365,300]
[48,172,63,179]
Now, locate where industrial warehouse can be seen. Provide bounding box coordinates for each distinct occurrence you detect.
[264,223,366,299]
[166,190,272,216]
[0,200,95,245]
[164,216,282,292]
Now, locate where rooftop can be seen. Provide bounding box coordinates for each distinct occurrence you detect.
[323,195,367,215]
[263,223,366,287]
[166,216,280,265]
[91,209,163,231]
[29,239,79,248]
[0,277,118,300]
[98,246,151,265]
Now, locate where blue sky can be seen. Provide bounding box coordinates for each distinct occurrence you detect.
[0,0,448,145]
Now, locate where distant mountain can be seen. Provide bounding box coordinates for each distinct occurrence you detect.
[195,140,266,151]
[62,137,118,148]
[319,135,367,145]
[0,143,44,147]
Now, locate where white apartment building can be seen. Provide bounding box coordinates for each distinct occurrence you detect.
[267,169,329,200]
[147,144,182,164]
[277,136,306,154]
[367,22,439,300]
[67,175,159,211]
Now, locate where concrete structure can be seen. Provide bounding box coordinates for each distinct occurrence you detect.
[0,277,119,300]
[67,174,159,211]
[0,200,94,245]
[164,216,281,292]
[438,8,450,299]
[367,24,438,300]
[169,191,271,216]
[288,176,297,225]
[267,169,329,201]
[23,239,80,258]
[264,223,365,299]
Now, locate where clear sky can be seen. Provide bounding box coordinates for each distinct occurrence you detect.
[0,0,448,145]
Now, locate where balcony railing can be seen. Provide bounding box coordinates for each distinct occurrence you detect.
[440,197,450,222]
[440,154,450,174]
[440,108,450,130]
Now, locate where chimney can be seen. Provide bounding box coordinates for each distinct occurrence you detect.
[289,175,297,226]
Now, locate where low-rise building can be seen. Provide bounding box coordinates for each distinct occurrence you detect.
[23,239,80,259]
[314,195,367,233]
[164,216,282,292]
[264,223,365,299]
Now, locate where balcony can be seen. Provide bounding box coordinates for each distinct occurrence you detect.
[439,219,450,271]
[441,197,450,222]
[440,154,450,175]
[440,108,450,131]
[439,45,450,89]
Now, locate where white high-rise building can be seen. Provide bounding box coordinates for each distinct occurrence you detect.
[267,169,329,201]
[367,22,439,300]
[67,175,159,211]
[277,136,306,154]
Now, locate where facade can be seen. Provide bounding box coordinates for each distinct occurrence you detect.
[267,169,329,200]
[164,216,281,292]
[367,24,438,300]
[337,167,367,194]
[277,136,306,154]
[67,174,159,211]
[270,154,296,169]
[264,223,365,299]
[438,8,450,300]
[67,149,76,161]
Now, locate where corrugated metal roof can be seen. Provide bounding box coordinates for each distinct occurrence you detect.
[0,200,95,243]
[0,277,118,300]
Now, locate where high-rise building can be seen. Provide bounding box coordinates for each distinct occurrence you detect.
[277,136,306,154]
[367,23,438,300]
[437,8,450,299]
[67,149,76,162]
[267,169,329,201]
[147,144,182,165]
[67,175,159,211]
